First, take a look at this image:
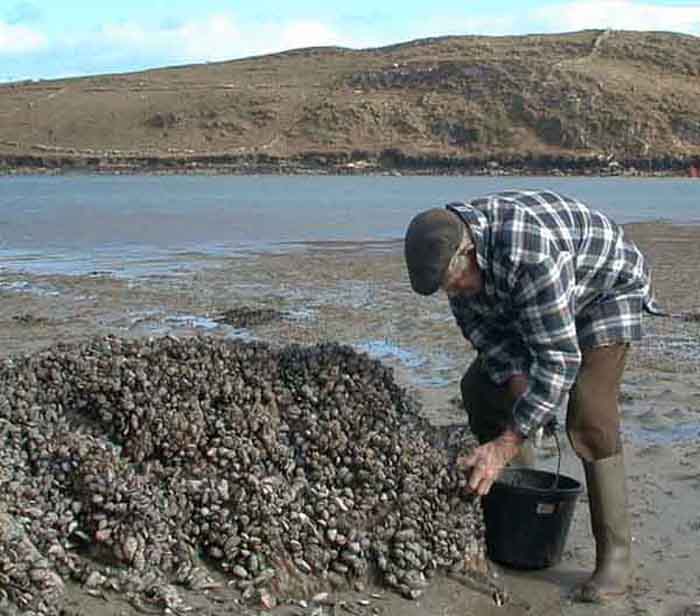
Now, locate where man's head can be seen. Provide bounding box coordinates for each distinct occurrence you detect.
[404,208,482,297]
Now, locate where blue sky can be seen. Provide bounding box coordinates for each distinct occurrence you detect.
[1,0,699,82]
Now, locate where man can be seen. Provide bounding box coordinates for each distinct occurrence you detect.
[404,189,662,603]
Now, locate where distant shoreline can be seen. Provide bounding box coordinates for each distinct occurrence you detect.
[2,152,699,179]
[2,169,695,178]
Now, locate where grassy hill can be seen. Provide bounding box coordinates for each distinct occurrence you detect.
[2,29,700,173]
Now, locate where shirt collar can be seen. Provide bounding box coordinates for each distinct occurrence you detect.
[445,201,490,272]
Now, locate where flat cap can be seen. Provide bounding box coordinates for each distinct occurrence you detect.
[404,208,464,295]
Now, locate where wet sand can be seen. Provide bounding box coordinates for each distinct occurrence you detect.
[1,222,699,615]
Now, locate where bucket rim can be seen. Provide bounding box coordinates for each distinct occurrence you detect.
[492,467,583,496]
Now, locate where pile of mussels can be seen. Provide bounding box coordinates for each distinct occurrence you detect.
[0,336,485,615]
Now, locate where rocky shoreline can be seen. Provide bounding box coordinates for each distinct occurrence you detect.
[2,150,699,177]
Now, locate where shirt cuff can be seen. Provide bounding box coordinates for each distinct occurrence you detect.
[511,395,544,438]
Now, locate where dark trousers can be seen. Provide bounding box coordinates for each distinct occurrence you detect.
[460,344,629,461]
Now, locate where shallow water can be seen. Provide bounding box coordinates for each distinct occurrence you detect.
[354,339,463,388]
[0,279,61,296]
[626,422,700,445]
[2,175,700,277]
[639,331,700,363]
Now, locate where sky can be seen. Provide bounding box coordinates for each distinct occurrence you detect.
[1,0,699,83]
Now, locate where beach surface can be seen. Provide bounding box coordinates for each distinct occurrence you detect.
[1,221,699,615]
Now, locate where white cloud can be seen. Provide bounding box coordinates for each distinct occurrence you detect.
[278,20,346,51]
[405,14,524,38]
[96,13,363,65]
[0,20,46,53]
[162,14,244,60]
[411,2,700,38]
[533,1,700,34]
[97,15,239,61]
[1,12,376,82]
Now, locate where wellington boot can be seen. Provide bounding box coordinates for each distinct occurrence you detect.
[575,454,631,603]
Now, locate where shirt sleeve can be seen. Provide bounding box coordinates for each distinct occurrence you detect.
[507,249,582,437]
[450,299,530,383]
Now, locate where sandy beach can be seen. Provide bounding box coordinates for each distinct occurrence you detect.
[1,221,699,615]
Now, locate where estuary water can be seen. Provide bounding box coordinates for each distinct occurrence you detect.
[1,174,699,277]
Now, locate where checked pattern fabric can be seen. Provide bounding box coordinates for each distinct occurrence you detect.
[445,189,662,437]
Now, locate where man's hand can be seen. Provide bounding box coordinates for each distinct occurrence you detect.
[457,428,525,496]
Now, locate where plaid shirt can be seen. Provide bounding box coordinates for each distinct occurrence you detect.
[446,189,661,437]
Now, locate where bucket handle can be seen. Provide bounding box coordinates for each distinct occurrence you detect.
[540,416,562,490]
[551,429,562,490]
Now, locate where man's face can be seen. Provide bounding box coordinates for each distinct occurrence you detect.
[441,250,483,298]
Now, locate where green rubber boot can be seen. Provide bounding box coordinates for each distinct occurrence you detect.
[575,454,632,602]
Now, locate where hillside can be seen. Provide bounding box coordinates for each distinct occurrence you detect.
[2,29,700,174]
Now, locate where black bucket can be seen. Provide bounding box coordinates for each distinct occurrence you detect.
[482,467,583,569]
